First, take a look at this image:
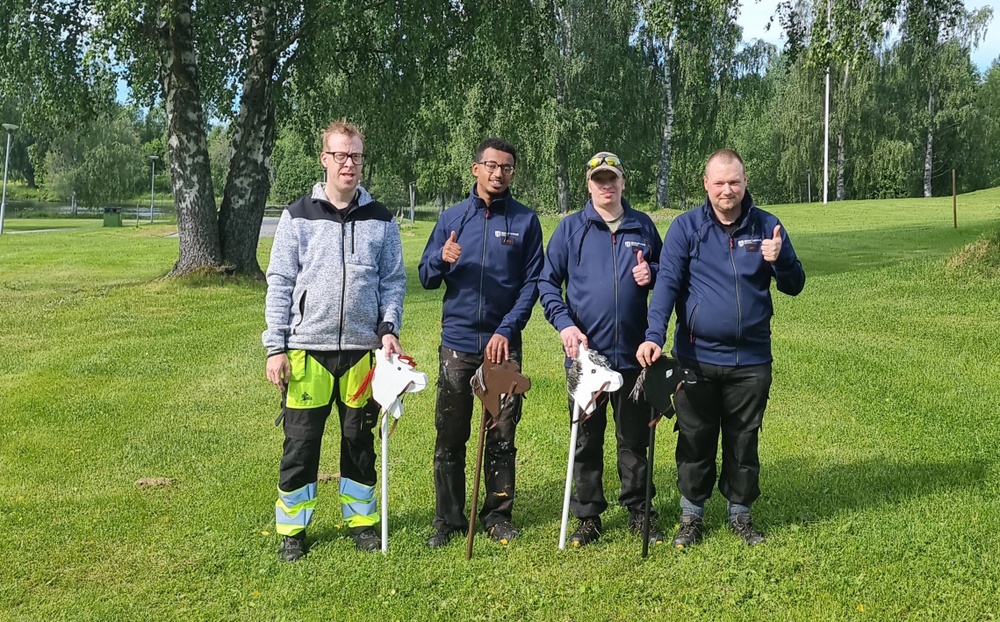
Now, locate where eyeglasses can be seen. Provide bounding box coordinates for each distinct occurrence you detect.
[587,155,622,170]
[478,161,515,175]
[324,151,366,164]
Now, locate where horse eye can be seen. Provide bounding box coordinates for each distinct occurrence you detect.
[396,366,402,371]
[590,368,596,374]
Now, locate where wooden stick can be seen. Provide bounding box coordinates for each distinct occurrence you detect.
[466,407,489,560]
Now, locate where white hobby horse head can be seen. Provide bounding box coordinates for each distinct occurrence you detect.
[567,345,623,417]
[371,349,428,420]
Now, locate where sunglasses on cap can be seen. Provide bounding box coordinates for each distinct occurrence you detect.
[587,155,622,170]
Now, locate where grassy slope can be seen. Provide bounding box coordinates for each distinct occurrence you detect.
[1,191,998,621]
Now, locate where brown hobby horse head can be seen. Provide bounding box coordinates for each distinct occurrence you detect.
[470,359,531,426]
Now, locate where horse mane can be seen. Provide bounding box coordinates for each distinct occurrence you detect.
[567,348,614,396]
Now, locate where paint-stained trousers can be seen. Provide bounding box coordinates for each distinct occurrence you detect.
[433,346,522,532]
[673,359,772,507]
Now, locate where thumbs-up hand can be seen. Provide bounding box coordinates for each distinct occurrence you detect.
[632,248,651,286]
[761,225,782,263]
[442,230,462,264]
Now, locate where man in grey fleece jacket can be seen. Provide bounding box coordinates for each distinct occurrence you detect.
[263,121,406,561]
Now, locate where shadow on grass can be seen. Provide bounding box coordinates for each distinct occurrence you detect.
[793,220,997,278]
[764,455,988,527]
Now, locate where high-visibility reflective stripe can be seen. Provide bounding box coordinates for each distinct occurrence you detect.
[339,477,375,501]
[276,483,317,536]
[339,477,377,527]
[286,350,334,409]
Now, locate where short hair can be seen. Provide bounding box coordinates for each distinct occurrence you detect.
[704,149,745,177]
[475,137,517,167]
[322,120,365,150]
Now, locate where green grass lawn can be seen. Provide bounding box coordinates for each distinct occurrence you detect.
[1,190,999,621]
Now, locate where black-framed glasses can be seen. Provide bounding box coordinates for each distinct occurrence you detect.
[587,155,622,170]
[478,161,515,175]
[324,151,366,164]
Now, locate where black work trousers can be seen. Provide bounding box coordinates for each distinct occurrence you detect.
[673,359,772,507]
[433,346,522,531]
[570,368,657,520]
[279,350,379,494]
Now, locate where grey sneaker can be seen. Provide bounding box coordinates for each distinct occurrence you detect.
[729,512,765,546]
[278,532,307,562]
[672,514,704,549]
[569,517,603,548]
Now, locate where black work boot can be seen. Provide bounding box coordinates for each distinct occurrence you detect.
[628,511,665,546]
[278,531,307,562]
[487,521,519,545]
[427,525,462,548]
[350,526,382,552]
[729,512,765,546]
[672,514,704,549]
[569,517,602,548]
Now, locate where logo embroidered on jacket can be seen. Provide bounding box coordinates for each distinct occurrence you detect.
[624,240,647,249]
[494,231,520,238]
[300,392,312,402]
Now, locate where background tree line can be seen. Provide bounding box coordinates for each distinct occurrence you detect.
[1,0,996,276]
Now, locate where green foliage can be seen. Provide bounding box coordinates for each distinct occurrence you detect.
[860,139,915,198]
[268,128,320,206]
[43,112,144,207]
[2,190,1000,619]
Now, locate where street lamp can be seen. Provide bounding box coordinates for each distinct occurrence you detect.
[0,123,19,236]
[148,155,159,224]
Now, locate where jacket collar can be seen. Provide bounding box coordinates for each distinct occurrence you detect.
[583,198,642,229]
[469,184,512,212]
[700,190,756,231]
[311,182,373,214]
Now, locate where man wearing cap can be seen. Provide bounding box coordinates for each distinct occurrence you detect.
[637,149,805,548]
[539,152,664,547]
[418,137,544,548]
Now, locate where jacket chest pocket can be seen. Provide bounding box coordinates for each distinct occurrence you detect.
[621,235,650,261]
[345,223,381,267]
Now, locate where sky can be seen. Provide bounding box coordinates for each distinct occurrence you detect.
[737,0,1000,72]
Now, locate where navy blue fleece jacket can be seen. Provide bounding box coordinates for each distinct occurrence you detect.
[539,200,662,370]
[645,191,805,366]
[418,185,544,354]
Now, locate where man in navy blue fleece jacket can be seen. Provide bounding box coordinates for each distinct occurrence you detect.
[539,152,664,547]
[418,138,544,548]
[637,149,805,549]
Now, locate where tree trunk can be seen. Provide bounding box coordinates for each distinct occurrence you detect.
[553,3,572,214]
[923,91,934,198]
[219,2,280,279]
[158,0,222,275]
[835,62,850,202]
[556,158,569,214]
[655,35,675,209]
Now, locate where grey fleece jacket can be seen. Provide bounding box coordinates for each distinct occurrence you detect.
[262,183,406,355]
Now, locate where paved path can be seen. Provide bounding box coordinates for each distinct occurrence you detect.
[6,217,282,238]
[5,227,85,234]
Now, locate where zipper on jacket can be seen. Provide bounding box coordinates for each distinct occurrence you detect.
[689,303,699,344]
[339,222,348,350]
[611,230,620,368]
[293,291,308,335]
[477,208,489,353]
[728,233,743,365]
